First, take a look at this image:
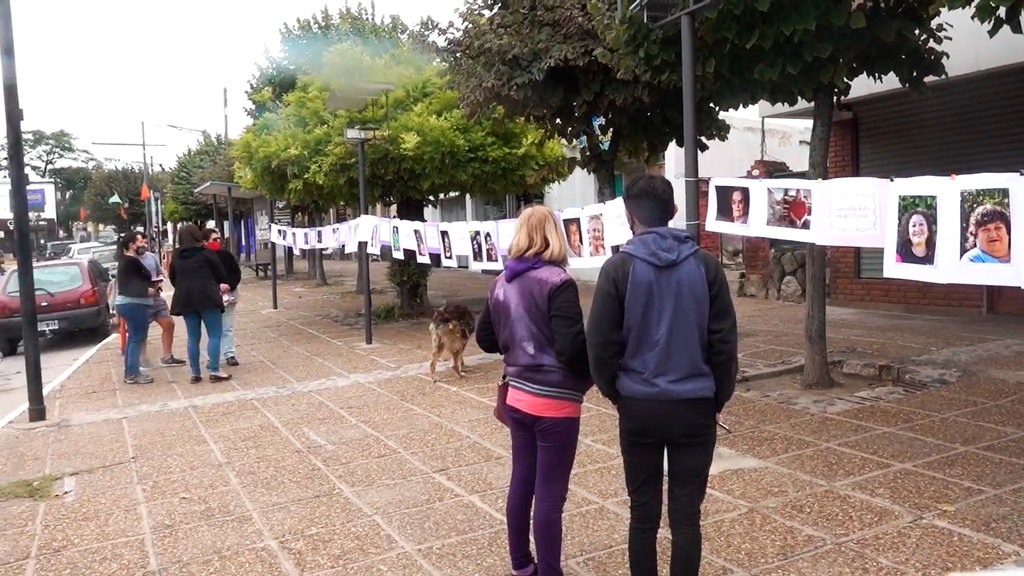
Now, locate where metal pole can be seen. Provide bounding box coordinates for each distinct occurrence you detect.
[226,187,237,257]
[357,140,372,345]
[142,122,150,235]
[681,11,700,238]
[1,0,45,421]
[268,199,278,310]
[223,88,229,140]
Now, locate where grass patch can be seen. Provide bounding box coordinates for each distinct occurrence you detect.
[371,302,401,324]
[0,474,61,501]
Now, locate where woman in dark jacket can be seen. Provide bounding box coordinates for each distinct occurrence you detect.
[476,206,591,576]
[169,224,231,383]
[115,231,157,385]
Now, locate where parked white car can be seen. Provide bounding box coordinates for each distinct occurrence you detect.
[60,242,104,261]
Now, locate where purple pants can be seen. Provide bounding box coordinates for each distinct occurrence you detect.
[506,406,580,576]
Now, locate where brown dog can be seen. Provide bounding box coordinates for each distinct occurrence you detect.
[428,304,476,380]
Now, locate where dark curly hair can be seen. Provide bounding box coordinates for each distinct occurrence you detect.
[965,204,1010,251]
[897,209,936,259]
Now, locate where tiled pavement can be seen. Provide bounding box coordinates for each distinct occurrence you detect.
[1,261,1023,575]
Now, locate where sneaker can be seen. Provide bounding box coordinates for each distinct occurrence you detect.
[225,356,239,367]
[209,372,232,383]
[160,355,187,367]
[124,374,155,385]
[189,375,203,384]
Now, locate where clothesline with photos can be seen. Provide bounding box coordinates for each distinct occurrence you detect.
[706,171,1023,288]
[269,196,634,272]
[268,171,1022,287]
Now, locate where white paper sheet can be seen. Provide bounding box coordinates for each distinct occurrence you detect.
[602,197,632,248]
[706,178,768,237]
[760,179,818,244]
[412,221,432,264]
[399,220,420,260]
[813,178,887,248]
[449,221,472,257]
[271,224,289,246]
[477,220,503,271]
[345,218,359,255]
[496,219,517,255]
[560,208,586,262]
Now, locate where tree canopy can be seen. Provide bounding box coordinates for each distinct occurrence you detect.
[1,129,94,180]
[82,166,155,229]
[940,0,1024,36]
[164,134,234,224]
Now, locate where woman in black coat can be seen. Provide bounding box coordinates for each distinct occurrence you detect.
[169,224,231,383]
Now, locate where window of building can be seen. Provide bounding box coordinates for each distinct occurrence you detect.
[857,248,884,278]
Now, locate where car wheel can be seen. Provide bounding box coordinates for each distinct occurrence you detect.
[94,320,112,340]
[1,338,19,357]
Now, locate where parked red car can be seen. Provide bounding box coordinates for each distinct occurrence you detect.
[0,259,113,356]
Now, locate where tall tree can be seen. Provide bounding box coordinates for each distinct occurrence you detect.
[164,135,234,225]
[940,0,1024,35]
[445,0,732,200]
[52,164,99,233]
[83,166,150,228]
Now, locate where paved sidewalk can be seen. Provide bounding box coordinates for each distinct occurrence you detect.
[0,261,1022,575]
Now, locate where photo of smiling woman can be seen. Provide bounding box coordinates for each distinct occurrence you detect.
[895,197,937,266]
[715,185,750,224]
[960,189,1011,264]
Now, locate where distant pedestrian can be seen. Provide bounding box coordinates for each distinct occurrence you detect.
[137,232,186,369]
[168,224,232,384]
[115,232,157,385]
[587,175,738,576]
[202,228,241,366]
[476,205,592,576]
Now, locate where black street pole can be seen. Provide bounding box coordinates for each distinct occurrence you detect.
[680,9,700,238]
[1,0,45,421]
[357,140,372,345]
[267,200,278,310]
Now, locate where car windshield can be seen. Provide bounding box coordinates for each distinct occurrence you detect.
[60,246,74,258]
[77,246,95,257]
[92,250,117,265]
[48,242,73,253]
[5,265,85,296]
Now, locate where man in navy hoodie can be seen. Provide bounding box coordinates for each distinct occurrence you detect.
[587,174,738,576]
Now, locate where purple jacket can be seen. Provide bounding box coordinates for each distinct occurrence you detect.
[477,257,592,403]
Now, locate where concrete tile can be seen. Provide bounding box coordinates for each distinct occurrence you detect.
[708,466,821,505]
[717,428,821,460]
[51,420,124,443]
[215,435,302,464]
[767,488,905,540]
[258,493,368,540]
[332,455,428,489]
[957,403,1024,431]
[408,440,505,473]
[439,459,513,495]
[0,528,35,565]
[0,562,27,576]
[475,486,596,517]
[838,431,957,464]
[572,463,628,502]
[941,493,1024,549]
[456,415,509,440]
[66,464,136,492]
[774,446,894,483]
[133,447,221,481]
[192,399,260,419]
[703,510,825,571]
[33,537,150,576]
[0,500,40,533]
[37,507,145,555]
[851,520,1015,575]
[363,411,440,435]
[846,468,986,514]
[579,411,621,439]
[417,528,508,575]
[562,506,631,560]
[899,417,1016,448]
[354,476,461,515]
[147,487,250,532]
[321,552,431,576]
[0,457,46,483]
[309,436,400,468]
[939,379,1024,402]
[719,402,808,433]
[701,493,746,523]
[915,450,1024,489]
[281,421,368,449]
[141,467,232,502]
[757,545,908,576]
[43,485,139,521]
[153,515,265,566]
[977,434,1024,462]
[891,391,989,415]
[836,404,931,428]
[381,498,502,546]
[48,438,131,474]
[161,545,288,575]
[572,441,621,470]
[280,519,401,573]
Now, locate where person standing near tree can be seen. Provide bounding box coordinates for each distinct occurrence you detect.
[137,233,186,369]
[586,174,738,576]
[115,232,157,385]
[202,228,242,366]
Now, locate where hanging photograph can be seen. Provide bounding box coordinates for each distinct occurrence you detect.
[379,218,391,246]
[767,187,812,230]
[469,228,484,263]
[345,219,359,255]
[497,219,517,256]
[602,197,633,249]
[367,220,381,256]
[424,223,442,255]
[271,224,289,245]
[390,220,403,259]
[331,223,345,248]
[944,173,1022,287]
[478,221,504,271]
[585,211,606,257]
[560,207,585,259]
[449,221,473,257]
[438,223,458,268]
[883,176,947,284]
[399,219,420,260]
[717,185,750,225]
[413,222,432,264]
[706,178,768,237]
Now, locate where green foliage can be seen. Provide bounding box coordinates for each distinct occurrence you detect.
[83,166,150,228]
[0,474,60,502]
[164,135,234,224]
[371,301,401,323]
[0,130,94,179]
[898,194,937,216]
[446,0,728,197]
[51,165,97,233]
[939,0,1024,36]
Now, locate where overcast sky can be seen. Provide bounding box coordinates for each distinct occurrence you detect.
[6,0,762,175]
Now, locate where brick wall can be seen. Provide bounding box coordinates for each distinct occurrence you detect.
[697,179,719,255]
[825,118,985,311]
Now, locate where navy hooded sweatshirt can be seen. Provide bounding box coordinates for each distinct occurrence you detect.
[476,257,592,403]
[586,228,737,411]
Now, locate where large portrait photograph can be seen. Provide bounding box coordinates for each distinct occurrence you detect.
[716,185,750,225]
[960,188,1011,264]
[767,187,811,230]
[895,195,937,266]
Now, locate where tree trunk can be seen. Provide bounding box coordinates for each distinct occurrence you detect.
[802,87,836,390]
[593,159,617,202]
[393,197,431,315]
[314,212,328,286]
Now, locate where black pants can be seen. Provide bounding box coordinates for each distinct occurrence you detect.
[617,396,717,576]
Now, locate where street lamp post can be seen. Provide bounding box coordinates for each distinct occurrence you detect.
[344,126,379,345]
[1,0,45,421]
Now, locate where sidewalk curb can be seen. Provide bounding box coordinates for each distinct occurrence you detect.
[0,334,118,430]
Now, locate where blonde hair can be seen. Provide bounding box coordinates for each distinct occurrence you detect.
[508,205,569,267]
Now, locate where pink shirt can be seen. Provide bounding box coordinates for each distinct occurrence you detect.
[507,387,582,418]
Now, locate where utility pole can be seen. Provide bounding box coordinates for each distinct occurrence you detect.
[1,0,45,421]
[223,87,229,140]
[91,133,166,234]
